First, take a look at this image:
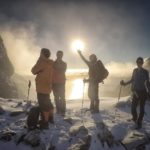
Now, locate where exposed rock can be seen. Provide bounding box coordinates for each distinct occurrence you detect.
[0,129,16,141]
[68,125,91,150]
[9,110,26,117]
[24,129,41,147]
[0,106,5,114]
[121,130,150,150]
[14,130,27,145]
[68,135,91,150]
[96,121,119,148]
[0,35,18,98]
[69,125,88,137]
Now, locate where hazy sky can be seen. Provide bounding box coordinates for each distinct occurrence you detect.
[0,0,150,74]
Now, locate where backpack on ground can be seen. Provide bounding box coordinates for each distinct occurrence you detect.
[97,60,109,83]
[27,106,40,130]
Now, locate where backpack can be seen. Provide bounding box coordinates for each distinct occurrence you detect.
[97,60,109,83]
[27,106,40,130]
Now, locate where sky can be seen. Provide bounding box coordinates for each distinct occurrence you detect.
[0,0,150,75]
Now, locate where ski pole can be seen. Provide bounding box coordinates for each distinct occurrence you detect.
[81,79,86,125]
[81,80,85,111]
[114,85,123,120]
[27,80,31,101]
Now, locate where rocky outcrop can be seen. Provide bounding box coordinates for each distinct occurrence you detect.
[0,35,18,98]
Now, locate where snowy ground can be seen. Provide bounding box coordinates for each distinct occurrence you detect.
[0,97,150,150]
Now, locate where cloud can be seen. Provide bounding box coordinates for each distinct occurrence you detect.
[106,61,134,78]
[0,24,40,75]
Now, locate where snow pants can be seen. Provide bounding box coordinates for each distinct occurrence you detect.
[52,83,66,114]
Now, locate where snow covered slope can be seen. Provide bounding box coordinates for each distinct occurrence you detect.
[0,97,150,150]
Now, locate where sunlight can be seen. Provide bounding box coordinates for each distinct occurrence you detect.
[71,39,85,52]
[70,79,84,100]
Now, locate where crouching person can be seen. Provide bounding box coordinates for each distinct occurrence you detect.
[31,48,54,129]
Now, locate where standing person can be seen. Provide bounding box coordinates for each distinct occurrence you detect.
[120,57,149,129]
[52,50,67,115]
[78,50,108,113]
[31,48,54,129]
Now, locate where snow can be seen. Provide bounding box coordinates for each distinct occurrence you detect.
[0,97,150,150]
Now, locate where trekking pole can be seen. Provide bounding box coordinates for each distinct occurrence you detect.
[27,80,31,102]
[81,79,86,125]
[114,85,123,120]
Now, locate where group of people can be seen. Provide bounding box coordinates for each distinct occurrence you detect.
[31,48,150,130]
[31,49,67,129]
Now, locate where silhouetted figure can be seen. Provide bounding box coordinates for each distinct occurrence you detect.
[52,51,67,115]
[31,48,54,129]
[78,50,108,113]
[120,57,149,129]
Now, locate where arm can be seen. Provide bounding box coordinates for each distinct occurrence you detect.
[120,70,135,86]
[77,50,89,66]
[31,59,43,75]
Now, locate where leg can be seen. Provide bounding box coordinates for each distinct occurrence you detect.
[94,83,99,113]
[59,84,66,114]
[137,91,147,126]
[53,84,60,113]
[131,94,139,122]
[88,82,94,112]
[37,93,51,129]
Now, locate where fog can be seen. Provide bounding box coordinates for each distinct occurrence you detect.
[0,0,149,99]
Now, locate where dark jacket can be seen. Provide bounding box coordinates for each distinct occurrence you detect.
[131,68,149,91]
[52,60,67,84]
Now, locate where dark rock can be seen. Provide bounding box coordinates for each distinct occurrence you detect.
[9,111,26,117]
[68,125,91,150]
[0,106,5,114]
[14,130,27,145]
[0,35,18,98]
[121,131,150,150]
[0,130,16,141]
[96,121,118,148]
[69,125,88,137]
[64,118,73,124]
[24,129,41,147]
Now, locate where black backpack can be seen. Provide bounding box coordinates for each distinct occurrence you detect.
[97,60,109,83]
[27,106,40,130]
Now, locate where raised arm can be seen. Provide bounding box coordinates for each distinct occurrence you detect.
[77,50,89,66]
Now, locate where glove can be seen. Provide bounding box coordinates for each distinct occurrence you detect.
[77,50,81,53]
[120,80,125,86]
[83,78,89,83]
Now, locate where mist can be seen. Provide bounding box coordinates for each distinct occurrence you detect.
[0,0,149,99]
[1,0,149,75]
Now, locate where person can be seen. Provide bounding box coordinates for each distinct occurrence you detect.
[31,48,54,129]
[120,57,149,129]
[52,50,67,115]
[78,50,107,113]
